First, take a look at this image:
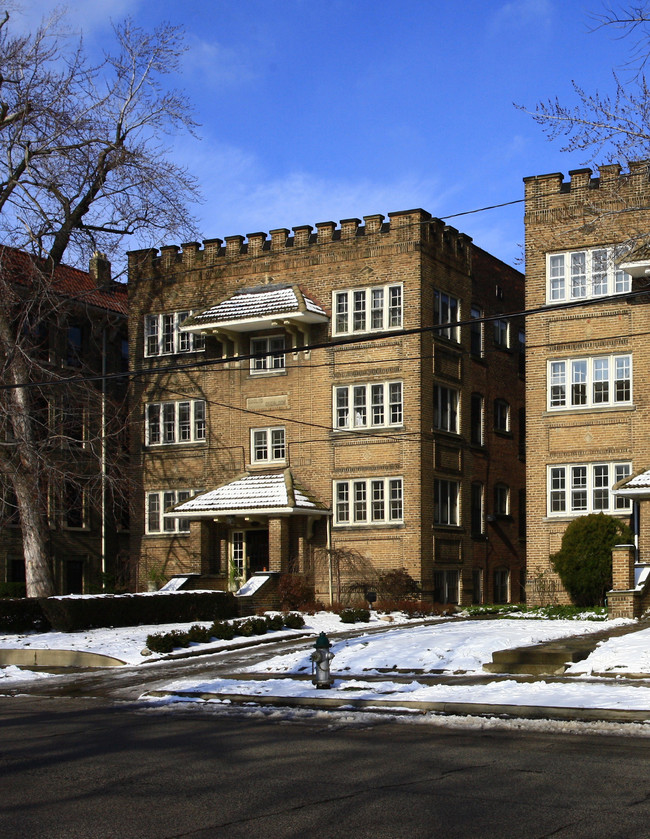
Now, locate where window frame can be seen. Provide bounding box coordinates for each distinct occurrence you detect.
[333,381,403,430]
[547,461,632,517]
[493,398,510,432]
[145,400,206,446]
[470,393,484,446]
[470,305,483,357]
[434,289,460,342]
[434,478,460,526]
[333,477,403,526]
[547,354,632,411]
[493,318,510,349]
[146,489,193,535]
[546,247,631,304]
[250,334,286,375]
[494,483,510,517]
[144,312,205,357]
[433,384,460,433]
[332,284,403,336]
[250,426,286,464]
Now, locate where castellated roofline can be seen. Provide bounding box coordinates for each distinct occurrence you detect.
[127,208,474,275]
[523,160,650,197]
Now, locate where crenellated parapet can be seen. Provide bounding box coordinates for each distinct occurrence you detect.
[523,161,650,214]
[127,207,473,280]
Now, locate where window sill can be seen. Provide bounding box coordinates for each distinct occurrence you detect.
[333,522,404,530]
[544,404,635,417]
[249,369,287,378]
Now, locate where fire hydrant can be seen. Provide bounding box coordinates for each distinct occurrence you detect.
[310,632,334,689]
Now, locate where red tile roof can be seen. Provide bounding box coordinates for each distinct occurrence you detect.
[0,246,127,316]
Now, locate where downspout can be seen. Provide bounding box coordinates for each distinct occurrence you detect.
[327,515,333,606]
[101,327,107,590]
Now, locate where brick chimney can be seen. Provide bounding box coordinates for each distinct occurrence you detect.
[89,251,111,287]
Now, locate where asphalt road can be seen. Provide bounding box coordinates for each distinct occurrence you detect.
[2,694,650,839]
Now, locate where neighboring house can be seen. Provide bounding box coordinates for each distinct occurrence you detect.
[523,162,650,607]
[0,247,129,595]
[128,209,525,605]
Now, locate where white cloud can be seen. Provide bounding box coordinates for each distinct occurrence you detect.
[183,34,258,90]
[489,0,554,36]
[9,0,142,37]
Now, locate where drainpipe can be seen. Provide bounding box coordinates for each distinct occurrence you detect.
[327,515,333,606]
[101,327,107,590]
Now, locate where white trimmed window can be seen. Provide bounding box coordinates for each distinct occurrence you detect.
[546,247,631,303]
[547,462,632,516]
[548,355,632,410]
[334,477,403,525]
[250,335,285,374]
[332,284,403,335]
[434,290,460,342]
[434,479,459,525]
[144,312,205,357]
[146,400,206,446]
[470,306,483,357]
[334,381,403,430]
[251,427,286,463]
[146,490,192,534]
[434,385,459,433]
[494,318,509,349]
[494,399,510,432]
[494,483,510,516]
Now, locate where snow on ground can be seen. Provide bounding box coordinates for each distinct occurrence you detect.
[250,619,618,675]
[159,674,650,712]
[567,625,650,675]
[4,612,650,719]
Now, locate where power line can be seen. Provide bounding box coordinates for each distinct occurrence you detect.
[3,286,649,392]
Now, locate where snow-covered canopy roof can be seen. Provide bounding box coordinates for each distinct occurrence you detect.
[165,469,330,519]
[613,467,650,498]
[179,283,329,334]
[616,240,650,279]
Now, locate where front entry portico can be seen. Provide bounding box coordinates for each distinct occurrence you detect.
[167,470,329,592]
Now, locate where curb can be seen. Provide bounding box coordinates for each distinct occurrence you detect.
[142,688,650,724]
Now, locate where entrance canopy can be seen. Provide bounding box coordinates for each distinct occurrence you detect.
[613,467,650,500]
[165,469,330,521]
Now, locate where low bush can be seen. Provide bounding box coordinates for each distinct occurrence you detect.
[210,620,236,640]
[144,610,307,654]
[282,611,305,629]
[278,574,314,610]
[339,608,370,624]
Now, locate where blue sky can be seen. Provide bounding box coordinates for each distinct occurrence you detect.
[18,1,633,267]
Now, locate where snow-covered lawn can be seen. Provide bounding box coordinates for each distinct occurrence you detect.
[5,612,650,720]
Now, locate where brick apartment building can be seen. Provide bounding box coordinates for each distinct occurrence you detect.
[0,249,129,595]
[128,209,525,605]
[523,162,650,606]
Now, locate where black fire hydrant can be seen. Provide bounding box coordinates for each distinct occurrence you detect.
[310,631,334,689]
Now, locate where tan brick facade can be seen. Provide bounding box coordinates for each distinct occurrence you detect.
[524,163,650,605]
[128,209,525,605]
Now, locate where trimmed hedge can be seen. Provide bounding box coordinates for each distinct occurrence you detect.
[0,598,50,633]
[146,612,306,654]
[38,591,238,632]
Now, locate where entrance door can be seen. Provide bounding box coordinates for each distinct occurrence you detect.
[246,530,269,575]
[230,529,269,588]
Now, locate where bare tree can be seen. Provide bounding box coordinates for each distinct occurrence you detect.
[0,9,201,597]
[521,3,650,164]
